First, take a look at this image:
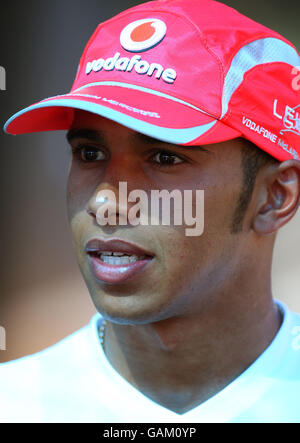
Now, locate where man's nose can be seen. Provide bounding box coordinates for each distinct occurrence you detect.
[87,182,129,226]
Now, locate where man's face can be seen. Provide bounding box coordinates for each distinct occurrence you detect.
[67,110,246,324]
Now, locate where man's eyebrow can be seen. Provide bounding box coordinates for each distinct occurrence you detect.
[66,128,209,152]
[66,128,105,143]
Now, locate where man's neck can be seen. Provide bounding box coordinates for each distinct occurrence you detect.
[102,295,282,414]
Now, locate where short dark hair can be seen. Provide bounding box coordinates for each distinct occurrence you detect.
[231,138,278,233]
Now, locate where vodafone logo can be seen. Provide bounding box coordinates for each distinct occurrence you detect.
[85,18,176,84]
[120,19,167,53]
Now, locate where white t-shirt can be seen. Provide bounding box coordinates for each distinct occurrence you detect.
[1,301,300,423]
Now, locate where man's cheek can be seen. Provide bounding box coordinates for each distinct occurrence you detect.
[67,188,84,221]
[205,187,240,234]
[69,211,88,253]
[66,176,93,220]
[162,230,201,268]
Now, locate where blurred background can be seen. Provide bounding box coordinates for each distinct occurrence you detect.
[0,0,299,363]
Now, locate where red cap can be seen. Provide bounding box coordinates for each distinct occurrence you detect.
[4,0,300,160]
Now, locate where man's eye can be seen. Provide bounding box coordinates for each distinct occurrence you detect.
[77,146,106,162]
[152,151,183,166]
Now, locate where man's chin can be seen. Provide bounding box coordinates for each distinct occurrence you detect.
[80,262,180,324]
[89,290,175,326]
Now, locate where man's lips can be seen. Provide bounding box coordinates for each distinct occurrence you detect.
[85,238,154,257]
[85,238,154,284]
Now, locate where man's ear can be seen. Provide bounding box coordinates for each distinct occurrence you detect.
[253,160,300,235]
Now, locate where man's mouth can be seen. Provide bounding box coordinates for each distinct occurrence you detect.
[85,238,154,284]
[95,251,148,265]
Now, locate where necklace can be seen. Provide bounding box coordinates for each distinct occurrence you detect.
[98,319,107,351]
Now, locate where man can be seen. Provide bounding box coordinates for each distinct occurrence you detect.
[1,0,300,423]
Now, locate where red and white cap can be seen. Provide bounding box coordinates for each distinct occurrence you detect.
[4,0,300,161]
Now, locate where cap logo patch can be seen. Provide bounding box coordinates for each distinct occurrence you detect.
[120,19,167,53]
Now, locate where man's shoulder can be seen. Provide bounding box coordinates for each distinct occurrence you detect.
[280,302,300,355]
[0,313,101,389]
[270,301,300,367]
[0,313,105,422]
[235,303,300,422]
